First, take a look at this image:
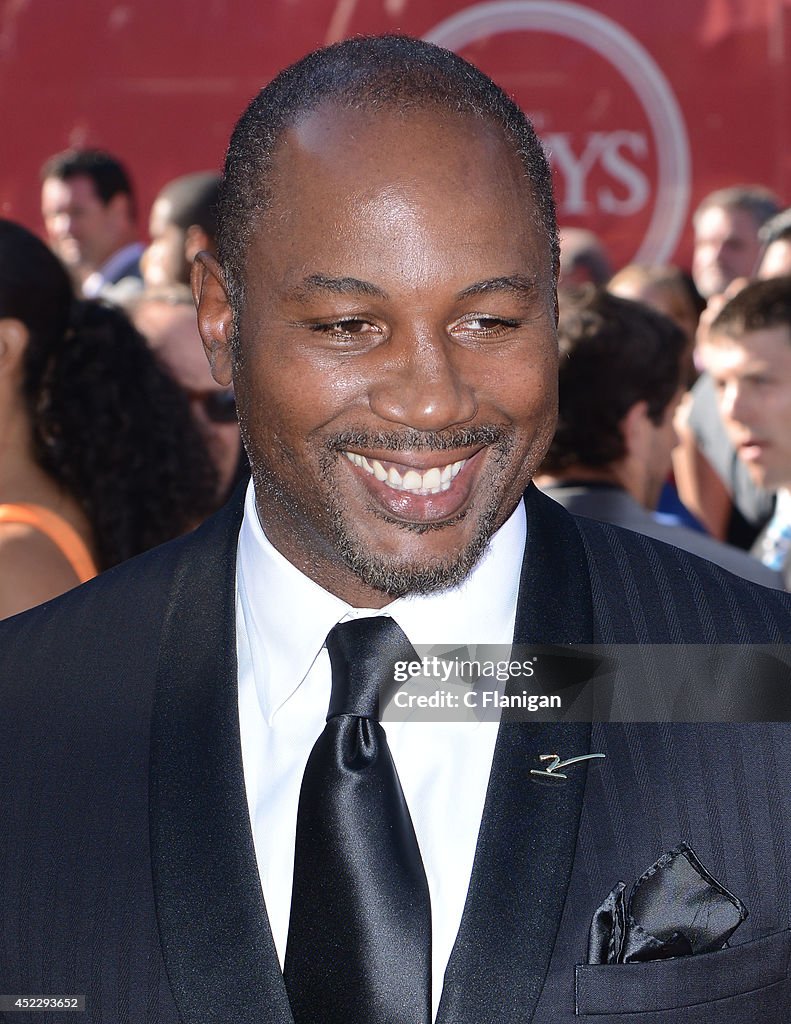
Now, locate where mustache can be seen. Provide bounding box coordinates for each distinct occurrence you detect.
[325,425,511,453]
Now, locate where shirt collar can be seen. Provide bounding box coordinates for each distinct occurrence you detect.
[236,479,526,722]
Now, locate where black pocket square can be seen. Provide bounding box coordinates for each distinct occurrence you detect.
[588,842,748,965]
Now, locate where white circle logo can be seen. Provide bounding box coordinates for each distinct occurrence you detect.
[425,1,691,265]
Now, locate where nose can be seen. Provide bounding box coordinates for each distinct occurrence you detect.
[367,328,478,432]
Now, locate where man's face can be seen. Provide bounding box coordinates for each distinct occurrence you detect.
[142,197,189,287]
[41,174,130,273]
[692,206,763,300]
[134,301,241,499]
[704,325,791,491]
[196,105,558,607]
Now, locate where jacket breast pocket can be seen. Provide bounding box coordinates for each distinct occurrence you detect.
[574,929,791,1018]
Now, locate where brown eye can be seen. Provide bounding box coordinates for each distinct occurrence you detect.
[335,319,368,334]
[311,318,377,336]
[451,316,521,336]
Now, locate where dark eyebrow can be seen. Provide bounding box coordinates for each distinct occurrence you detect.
[291,274,389,300]
[456,275,538,301]
[289,273,537,303]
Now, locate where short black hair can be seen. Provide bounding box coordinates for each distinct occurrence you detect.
[708,275,791,340]
[157,172,221,239]
[218,34,558,310]
[41,148,136,214]
[542,289,687,471]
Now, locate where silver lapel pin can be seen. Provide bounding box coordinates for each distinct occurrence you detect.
[530,752,606,779]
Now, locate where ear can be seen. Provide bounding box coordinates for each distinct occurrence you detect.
[0,318,30,376]
[184,225,213,263]
[191,252,234,386]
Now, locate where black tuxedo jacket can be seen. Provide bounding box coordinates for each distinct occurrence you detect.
[2,484,791,1023]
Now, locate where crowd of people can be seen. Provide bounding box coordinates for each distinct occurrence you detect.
[0,155,244,616]
[1,138,790,618]
[553,184,791,591]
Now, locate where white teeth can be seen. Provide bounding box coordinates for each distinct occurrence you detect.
[344,451,469,495]
[422,467,441,489]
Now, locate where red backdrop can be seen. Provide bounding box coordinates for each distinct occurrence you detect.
[2,0,789,272]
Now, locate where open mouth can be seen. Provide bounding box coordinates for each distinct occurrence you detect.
[343,452,467,495]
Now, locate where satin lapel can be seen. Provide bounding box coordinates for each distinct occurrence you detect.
[438,486,595,1024]
[149,492,293,1024]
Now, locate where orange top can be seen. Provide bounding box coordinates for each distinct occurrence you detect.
[0,503,98,584]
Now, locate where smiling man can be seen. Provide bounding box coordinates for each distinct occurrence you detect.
[195,94,557,606]
[3,35,791,1024]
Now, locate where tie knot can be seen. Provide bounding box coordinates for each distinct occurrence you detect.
[325,616,416,720]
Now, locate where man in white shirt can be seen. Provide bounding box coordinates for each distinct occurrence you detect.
[40,148,144,301]
[4,35,791,1024]
[193,39,559,1019]
[703,275,791,589]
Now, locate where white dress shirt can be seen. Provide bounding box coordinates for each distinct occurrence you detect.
[236,480,526,1018]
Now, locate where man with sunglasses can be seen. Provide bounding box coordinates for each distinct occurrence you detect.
[131,285,243,505]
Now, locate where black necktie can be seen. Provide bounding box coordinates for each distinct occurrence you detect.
[284,616,432,1024]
